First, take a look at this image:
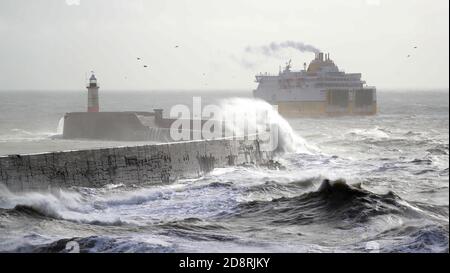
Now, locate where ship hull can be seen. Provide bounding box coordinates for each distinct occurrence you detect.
[276,100,377,117]
[254,88,377,117]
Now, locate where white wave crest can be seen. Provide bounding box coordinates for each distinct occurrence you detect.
[218,97,318,154]
[0,185,124,226]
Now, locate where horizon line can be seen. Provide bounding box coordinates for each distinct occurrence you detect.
[0,87,449,93]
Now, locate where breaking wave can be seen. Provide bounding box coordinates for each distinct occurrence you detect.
[225,179,425,228]
[218,98,318,154]
[0,185,125,226]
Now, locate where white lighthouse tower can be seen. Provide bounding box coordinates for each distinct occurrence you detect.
[87,72,99,112]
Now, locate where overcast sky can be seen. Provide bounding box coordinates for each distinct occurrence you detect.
[0,0,448,91]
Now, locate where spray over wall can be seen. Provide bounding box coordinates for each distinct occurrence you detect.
[218,98,316,154]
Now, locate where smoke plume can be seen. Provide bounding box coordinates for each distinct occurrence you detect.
[233,41,321,69]
[245,41,321,56]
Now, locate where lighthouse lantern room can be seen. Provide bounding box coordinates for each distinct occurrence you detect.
[87,72,100,112]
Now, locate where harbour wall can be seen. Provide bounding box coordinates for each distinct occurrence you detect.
[62,111,228,142]
[0,137,273,192]
[63,112,152,141]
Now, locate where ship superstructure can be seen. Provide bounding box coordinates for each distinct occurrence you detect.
[253,52,377,116]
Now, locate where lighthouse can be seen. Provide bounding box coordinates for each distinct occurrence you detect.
[87,72,99,112]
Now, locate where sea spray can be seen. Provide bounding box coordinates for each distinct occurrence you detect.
[168,96,316,154]
[218,97,316,154]
[0,184,123,225]
[56,117,65,135]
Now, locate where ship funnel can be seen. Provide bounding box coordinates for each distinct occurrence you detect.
[318,52,324,61]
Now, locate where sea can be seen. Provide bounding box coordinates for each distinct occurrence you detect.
[0,90,448,253]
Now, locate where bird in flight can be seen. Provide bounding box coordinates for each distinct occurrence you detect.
[413,46,418,49]
[137,57,142,60]
[175,45,179,48]
[143,65,149,68]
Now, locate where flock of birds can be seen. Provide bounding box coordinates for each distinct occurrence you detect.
[407,45,418,58]
[136,45,180,69]
[128,44,210,85]
[122,45,181,80]
[123,44,417,82]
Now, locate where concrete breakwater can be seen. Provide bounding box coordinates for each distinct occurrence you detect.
[0,137,273,192]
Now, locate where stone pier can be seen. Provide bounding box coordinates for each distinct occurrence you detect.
[0,137,273,192]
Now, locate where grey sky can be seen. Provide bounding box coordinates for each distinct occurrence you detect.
[0,0,448,91]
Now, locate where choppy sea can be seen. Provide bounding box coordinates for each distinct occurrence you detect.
[0,90,448,253]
